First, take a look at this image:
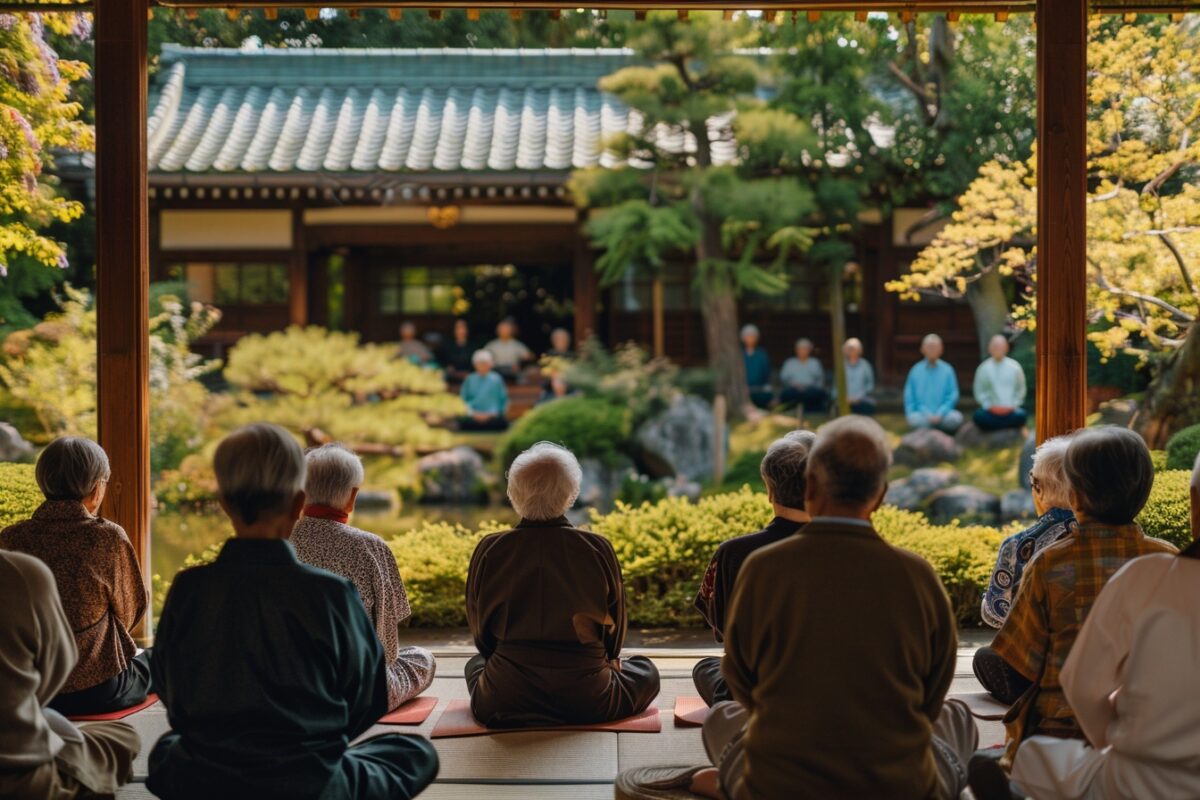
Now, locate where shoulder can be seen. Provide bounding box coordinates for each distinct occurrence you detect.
[92,516,134,547]
[0,549,56,593]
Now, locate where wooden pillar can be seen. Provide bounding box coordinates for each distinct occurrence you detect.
[1035,0,1088,442]
[572,223,598,345]
[95,0,151,638]
[289,207,309,327]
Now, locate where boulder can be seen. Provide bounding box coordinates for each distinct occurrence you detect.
[927,485,1001,525]
[893,428,962,467]
[0,422,34,463]
[1018,433,1038,490]
[634,395,719,481]
[1094,397,1138,428]
[954,421,1027,450]
[353,488,398,513]
[416,446,488,504]
[1001,488,1037,522]
[577,457,636,511]
[666,476,702,502]
[884,467,959,511]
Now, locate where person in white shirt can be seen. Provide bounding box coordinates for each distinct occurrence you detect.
[484,318,533,378]
[1010,452,1200,800]
[972,335,1027,431]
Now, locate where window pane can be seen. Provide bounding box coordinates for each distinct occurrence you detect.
[402,267,429,285]
[379,285,401,314]
[214,263,240,304]
[402,286,430,313]
[241,263,271,305]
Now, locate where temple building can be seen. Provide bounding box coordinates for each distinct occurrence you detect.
[145,44,977,382]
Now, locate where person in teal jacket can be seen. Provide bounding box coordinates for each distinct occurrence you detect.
[903,334,963,433]
[459,350,509,431]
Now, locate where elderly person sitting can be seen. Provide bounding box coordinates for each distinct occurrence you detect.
[395,321,433,364]
[841,337,877,415]
[904,334,963,432]
[617,416,974,800]
[779,338,830,413]
[692,430,816,706]
[484,317,534,378]
[465,442,660,727]
[459,349,510,431]
[0,549,140,800]
[741,324,774,409]
[291,444,435,710]
[973,335,1028,431]
[984,427,1176,767]
[148,424,438,800]
[0,437,150,717]
[1008,453,1200,800]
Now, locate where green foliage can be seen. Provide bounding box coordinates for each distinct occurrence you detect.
[1137,469,1193,549]
[558,340,683,427]
[0,462,41,529]
[387,521,491,627]
[1150,449,1169,473]
[1165,424,1200,470]
[498,396,632,470]
[583,201,697,286]
[707,449,766,495]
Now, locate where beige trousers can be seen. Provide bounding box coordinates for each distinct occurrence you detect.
[0,721,140,800]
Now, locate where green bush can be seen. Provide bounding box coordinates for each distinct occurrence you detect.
[498,396,632,470]
[1165,424,1200,470]
[1138,469,1193,549]
[387,521,492,627]
[1150,449,1169,473]
[706,449,766,495]
[0,463,41,529]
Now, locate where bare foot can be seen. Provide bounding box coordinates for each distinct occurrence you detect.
[689,767,723,799]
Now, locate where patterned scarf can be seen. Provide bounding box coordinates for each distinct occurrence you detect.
[302,504,349,525]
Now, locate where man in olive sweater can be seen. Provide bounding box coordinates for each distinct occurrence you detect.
[617,416,976,800]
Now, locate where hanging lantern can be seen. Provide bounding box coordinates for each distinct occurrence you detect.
[900,10,914,24]
[994,10,1009,22]
[184,8,198,19]
[946,11,959,23]
[1123,12,1137,23]
[854,10,867,22]
[428,8,442,20]
[264,8,278,20]
[550,9,562,19]
[467,8,480,21]
[635,10,648,21]
[722,9,734,20]
[808,10,821,23]
[678,9,689,21]
[225,8,239,21]
[763,9,777,22]
[510,9,523,20]
[304,8,320,20]
[348,9,360,20]
[387,8,402,21]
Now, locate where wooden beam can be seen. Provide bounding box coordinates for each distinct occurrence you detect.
[95,0,152,639]
[1035,0,1088,442]
[289,208,309,326]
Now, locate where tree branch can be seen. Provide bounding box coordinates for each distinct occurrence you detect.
[1095,274,1196,322]
[887,61,934,120]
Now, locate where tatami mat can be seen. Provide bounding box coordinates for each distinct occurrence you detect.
[421,785,612,799]
[434,731,618,781]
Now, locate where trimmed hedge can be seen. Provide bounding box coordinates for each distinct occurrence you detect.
[0,463,41,528]
[1166,424,1200,471]
[497,396,632,469]
[1138,470,1193,549]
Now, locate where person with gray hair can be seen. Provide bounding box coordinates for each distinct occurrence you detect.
[691,430,817,706]
[395,321,432,364]
[740,323,774,408]
[904,333,963,432]
[618,416,974,800]
[780,339,830,413]
[147,424,439,800]
[841,337,877,415]
[291,444,436,710]
[464,442,660,727]
[0,437,151,717]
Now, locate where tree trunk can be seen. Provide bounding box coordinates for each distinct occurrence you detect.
[651,276,665,358]
[695,219,749,416]
[1139,321,1200,448]
[965,268,1009,360]
[829,262,850,416]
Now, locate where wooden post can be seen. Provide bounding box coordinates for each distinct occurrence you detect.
[830,261,849,417]
[289,208,309,327]
[572,226,598,345]
[95,0,152,639]
[1035,0,1088,442]
[651,276,665,358]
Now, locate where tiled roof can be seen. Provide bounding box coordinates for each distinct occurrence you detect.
[147,45,738,175]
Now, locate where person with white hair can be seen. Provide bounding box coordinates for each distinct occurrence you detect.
[740,323,774,408]
[903,333,963,432]
[0,437,151,717]
[291,444,436,710]
[147,424,439,800]
[692,430,817,706]
[1008,452,1200,800]
[464,442,660,727]
[973,335,1028,431]
[616,416,974,800]
[780,338,830,413]
[459,349,509,431]
[841,337,877,415]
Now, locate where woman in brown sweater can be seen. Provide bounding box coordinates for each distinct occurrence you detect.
[465,442,660,727]
[0,437,150,716]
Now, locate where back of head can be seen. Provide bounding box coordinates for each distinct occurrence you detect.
[1030,433,1075,511]
[1063,426,1153,525]
[807,416,892,508]
[761,430,817,509]
[304,443,364,509]
[36,436,110,502]
[506,442,582,521]
[214,423,306,525]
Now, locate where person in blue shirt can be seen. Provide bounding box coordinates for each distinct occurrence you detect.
[741,324,773,409]
[903,334,963,432]
[459,350,510,431]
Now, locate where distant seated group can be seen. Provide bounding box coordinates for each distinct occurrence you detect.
[742,326,1029,433]
[4,418,1198,800]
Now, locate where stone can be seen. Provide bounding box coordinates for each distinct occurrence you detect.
[416,446,488,504]
[1001,488,1037,522]
[927,485,1001,525]
[666,476,702,502]
[634,395,719,481]
[1018,433,1038,490]
[1094,397,1138,427]
[954,421,1027,450]
[884,467,959,511]
[577,456,636,512]
[0,422,34,463]
[353,488,398,513]
[893,428,962,467]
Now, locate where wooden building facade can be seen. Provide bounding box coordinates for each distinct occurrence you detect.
[146,45,977,384]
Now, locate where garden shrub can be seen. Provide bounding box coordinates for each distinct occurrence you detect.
[498,396,632,470]
[1137,469,1193,549]
[1165,424,1200,470]
[0,463,41,528]
[1150,449,1169,473]
[705,449,766,495]
[387,522,492,627]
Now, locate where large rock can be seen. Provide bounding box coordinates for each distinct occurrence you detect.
[1018,433,1038,490]
[894,428,962,467]
[416,446,488,504]
[927,485,1001,525]
[884,467,959,511]
[634,395,719,481]
[954,421,1027,450]
[1001,488,1037,522]
[354,489,398,513]
[0,422,34,463]
[577,456,636,511]
[1094,397,1138,427]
